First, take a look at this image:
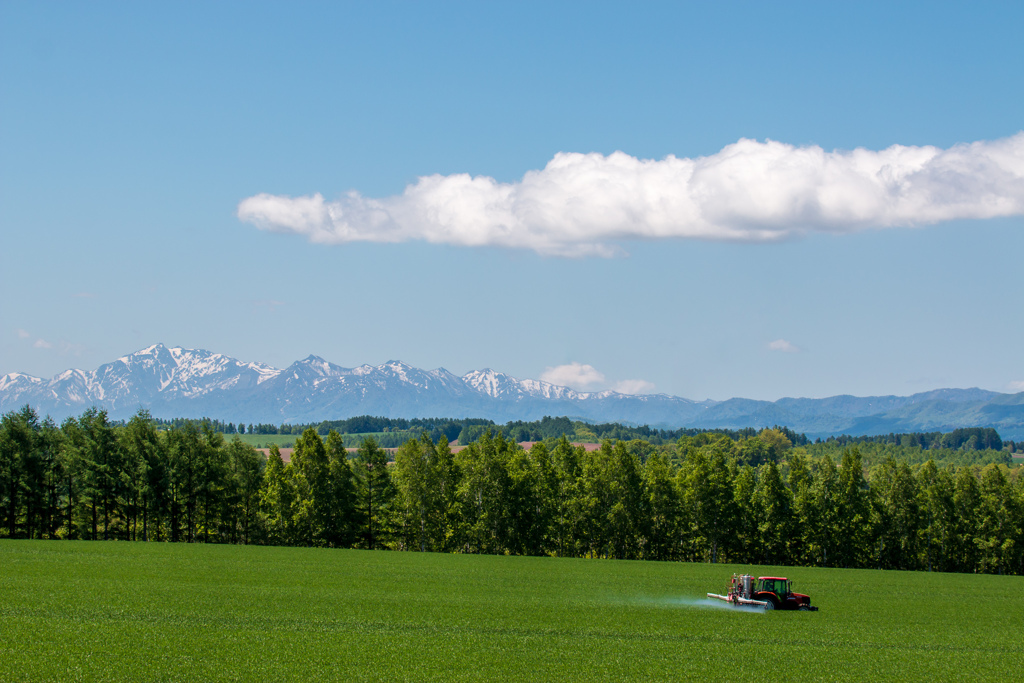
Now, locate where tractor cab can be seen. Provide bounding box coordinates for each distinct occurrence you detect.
[757,577,791,598]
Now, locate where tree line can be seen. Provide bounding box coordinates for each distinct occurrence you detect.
[155,413,1020,454]
[2,406,1021,575]
[156,416,494,442]
[820,427,1006,452]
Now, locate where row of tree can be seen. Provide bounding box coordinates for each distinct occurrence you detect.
[151,413,1017,455]
[154,416,495,442]
[388,430,1022,574]
[168,414,810,448]
[822,427,1005,452]
[2,406,1021,575]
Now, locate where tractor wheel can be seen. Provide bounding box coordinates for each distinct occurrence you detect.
[798,605,811,611]
[763,599,775,611]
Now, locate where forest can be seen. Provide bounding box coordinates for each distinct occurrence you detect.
[2,405,1021,575]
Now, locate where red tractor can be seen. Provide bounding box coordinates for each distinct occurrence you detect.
[708,574,819,611]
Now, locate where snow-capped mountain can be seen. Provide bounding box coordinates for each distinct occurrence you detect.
[2,344,282,418]
[2,345,1023,438]
[0,345,696,425]
[462,368,603,401]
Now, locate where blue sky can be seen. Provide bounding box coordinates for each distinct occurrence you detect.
[2,1,1022,401]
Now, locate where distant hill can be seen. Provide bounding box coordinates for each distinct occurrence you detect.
[2,344,1022,439]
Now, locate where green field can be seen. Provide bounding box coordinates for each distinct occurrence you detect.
[224,433,298,448]
[1,541,1021,681]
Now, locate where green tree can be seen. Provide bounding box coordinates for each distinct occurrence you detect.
[394,434,434,552]
[72,409,122,541]
[731,464,758,564]
[325,430,356,548]
[807,455,839,567]
[758,428,792,456]
[834,448,870,568]
[412,433,461,552]
[576,441,646,559]
[18,410,51,539]
[869,457,920,570]
[504,444,545,555]
[975,464,1020,574]
[260,443,293,545]
[196,425,227,543]
[455,432,515,554]
[0,407,42,537]
[166,421,204,542]
[223,437,264,544]
[952,467,982,572]
[643,450,681,561]
[56,416,86,539]
[354,437,395,550]
[609,441,648,560]
[684,448,736,563]
[736,437,772,467]
[577,442,613,558]
[35,417,64,540]
[916,460,955,572]
[551,437,585,558]
[754,460,793,565]
[527,441,560,556]
[787,452,814,564]
[290,428,332,546]
[119,410,165,541]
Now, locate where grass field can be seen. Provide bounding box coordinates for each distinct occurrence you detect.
[1,541,1021,681]
[225,433,298,448]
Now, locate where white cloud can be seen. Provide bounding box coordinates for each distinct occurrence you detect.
[1008,380,1024,393]
[33,339,53,349]
[238,133,1024,257]
[614,379,656,394]
[768,339,802,353]
[16,328,30,339]
[539,363,654,395]
[540,362,605,390]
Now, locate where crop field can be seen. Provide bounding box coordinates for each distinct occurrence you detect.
[1,541,1021,682]
[226,433,297,448]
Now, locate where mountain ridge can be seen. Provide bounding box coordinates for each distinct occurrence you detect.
[2,344,1022,439]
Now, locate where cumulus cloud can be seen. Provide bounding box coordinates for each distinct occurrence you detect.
[614,379,656,394]
[768,339,803,353]
[16,329,30,339]
[539,362,654,395]
[1008,380,1024,393]
[33,339,53,349]
[238,133,1024,256]
[541,362,605,390]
